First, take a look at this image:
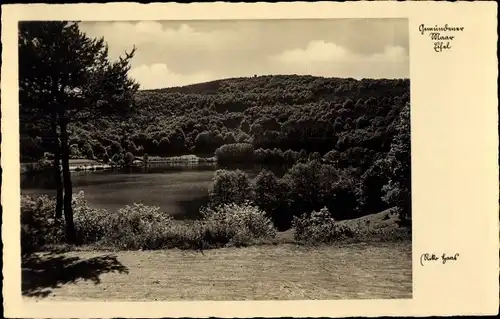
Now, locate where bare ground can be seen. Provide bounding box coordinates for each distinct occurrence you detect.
[22,241,412,301]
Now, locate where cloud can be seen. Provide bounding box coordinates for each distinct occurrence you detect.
[79,21,410,88]
[276,41,350,63]
[129,63,215,89]
[270,40,409,79]
[80,21,237,59]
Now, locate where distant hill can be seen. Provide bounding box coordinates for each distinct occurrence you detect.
[21,74,410,170]
[144,74,408,98]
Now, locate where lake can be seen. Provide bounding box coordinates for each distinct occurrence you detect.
[21,164,286,220]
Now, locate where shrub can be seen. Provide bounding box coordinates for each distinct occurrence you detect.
[293,207,355,245]
[22,192,278,251]
[21,195,65,252]
[97,203,175,250]
[72,191,110,244]
[200,202,277,247]
[72,193,206,250]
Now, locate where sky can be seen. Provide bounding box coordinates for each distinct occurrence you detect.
[79,19,409,90]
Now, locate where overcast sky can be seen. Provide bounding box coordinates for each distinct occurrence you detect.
[79,19,409,90]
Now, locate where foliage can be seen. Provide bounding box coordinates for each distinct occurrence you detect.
[21,193,277,251]
[96,203,176,250]
[214,143,254,164]
[209,169,254,206]
[200,202,277,247]
[21,195,65,253]
[19,21,139,243]
[382,103,411,224]
[19,37,412,245]
[281,160,362,223]
[21,75,409,168]
[293,207,356,244]
[253,170,291,230]
[72,191,111,244]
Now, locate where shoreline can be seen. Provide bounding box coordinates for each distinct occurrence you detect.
[20,155,218,174]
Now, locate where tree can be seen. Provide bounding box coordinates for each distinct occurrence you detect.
[19,21,139,242]
[382,103,411,224]
[253,170,290,230]
[124,152,135,166]
[209,170,254,206]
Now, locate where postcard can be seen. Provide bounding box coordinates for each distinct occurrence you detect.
[1,1,498,317]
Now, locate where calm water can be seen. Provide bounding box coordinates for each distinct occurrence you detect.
[21,164,286,220]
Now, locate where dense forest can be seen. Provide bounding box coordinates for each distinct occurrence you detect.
[21,75,409,165]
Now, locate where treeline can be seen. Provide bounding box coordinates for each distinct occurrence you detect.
[21,75,409,167]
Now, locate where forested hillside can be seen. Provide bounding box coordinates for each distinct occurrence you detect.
[21,75,410,168]
[21,74,411,233]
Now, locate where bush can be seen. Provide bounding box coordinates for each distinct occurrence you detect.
[72,191,110,244]
[97,203,176,250]
[209,169,254,206]
[21,195,65,252]
[22,190,280,251]
[200,202,276,247]
[293,207,355,245]
[73,193,207,250]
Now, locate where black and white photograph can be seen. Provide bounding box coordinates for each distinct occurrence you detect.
[18,17,412,301]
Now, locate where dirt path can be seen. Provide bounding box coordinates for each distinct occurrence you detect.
[22,241,412,301]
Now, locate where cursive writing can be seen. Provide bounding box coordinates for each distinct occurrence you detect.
[419,24,464,53]
[420,253,460,266]
[419,24,465,35]
[441,253,460,264]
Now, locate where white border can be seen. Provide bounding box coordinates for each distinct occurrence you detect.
[2,2,498,317]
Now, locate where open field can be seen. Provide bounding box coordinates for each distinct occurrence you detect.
[22,241,412,301]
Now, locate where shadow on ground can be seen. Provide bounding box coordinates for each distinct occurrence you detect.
[22,252,129,298]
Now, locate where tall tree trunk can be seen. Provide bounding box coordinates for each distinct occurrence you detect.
[51,114,63,220]
[59,117,77,243]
